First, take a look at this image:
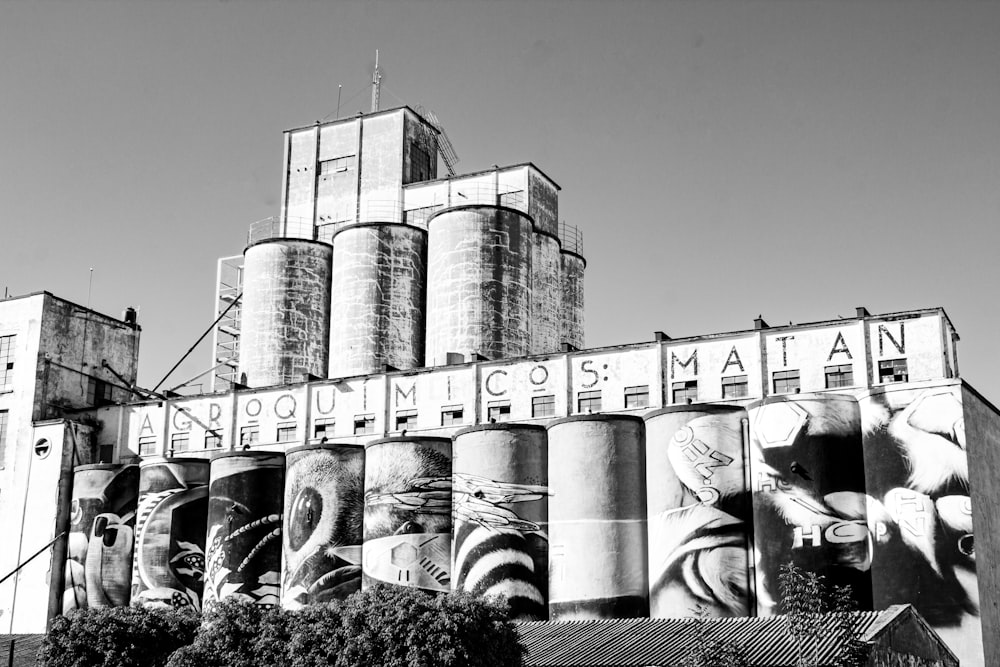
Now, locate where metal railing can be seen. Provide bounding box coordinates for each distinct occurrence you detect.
[247,216,317,245]
[559,222,584,255]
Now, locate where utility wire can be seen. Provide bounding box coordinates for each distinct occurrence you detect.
[152,293,242,393]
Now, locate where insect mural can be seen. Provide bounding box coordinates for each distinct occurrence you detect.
[452,424,549,621]
[362,437,452,592]
[281,443,365,609]
[63,464,139,612]
[204,451,285,607]
[131,458,209,610]
[644,405,751,618]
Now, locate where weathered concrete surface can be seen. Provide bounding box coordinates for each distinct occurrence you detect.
[530,233,561,355]
[425,206,532,365]
[239,241,332,388]
[560,251,585,349]
[329,223,427,377]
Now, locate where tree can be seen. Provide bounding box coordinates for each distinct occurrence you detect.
[40,606,198,667]
[165,598,289,667]
[677,607,748,667]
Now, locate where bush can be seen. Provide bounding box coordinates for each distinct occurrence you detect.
[40,606,198,667]
[165,598,289,667]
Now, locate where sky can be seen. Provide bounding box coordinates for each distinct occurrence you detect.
[1,1,998,398]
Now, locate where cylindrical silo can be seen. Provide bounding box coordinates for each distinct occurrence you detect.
[329,222,427,377]
[425,206,532,365]
[747,393,871,615]
[559,248,585,350]
[363,436,452,593]
[452,424,549,620]
[281,443,365,609]
[239,238,333,388]
[131,457,209,610]
[204,451,285,608]
[530,231,561,355]
[644,405,751,618]
[64,464,139,613]
[547,415,648,620]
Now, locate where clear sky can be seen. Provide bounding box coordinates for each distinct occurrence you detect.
[1,1,998,398]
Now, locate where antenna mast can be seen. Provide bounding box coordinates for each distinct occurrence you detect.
[370,50,382,113]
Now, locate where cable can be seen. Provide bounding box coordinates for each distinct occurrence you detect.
[151,293,242,392]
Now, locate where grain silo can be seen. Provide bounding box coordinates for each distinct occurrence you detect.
[425,205,532,365]
[328,222,427,377]
[546,415,648,620]
[238,220,332,388]
[558,223,585,350]
[452,424,549,621]
[530,230,562,355]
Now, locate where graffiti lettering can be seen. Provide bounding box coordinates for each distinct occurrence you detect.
[794,525,822,548]
[878,323,905,356]
[793,521,870,548]
[208,403,222,428]
[678,438,734,480]
[314,388,335,415]
[245,399,261,418]
[529,365,549,386]
[755,472,792,493]
[721,346,744,373]
[827,331,853,361]
[275,394,297,420]
[580,360,600,388]
[485,370,508,396]
[172,408,192,432]
[670,350,698,378]
[775,336,794,367]
[395,383,416,406]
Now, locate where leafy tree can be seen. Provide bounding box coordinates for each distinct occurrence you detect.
[40,606,198,667]
[165,598,289,667]
[677,607,748,667]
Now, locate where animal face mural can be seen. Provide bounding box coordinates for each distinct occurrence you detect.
[452,425,549,621]
[644,406,751,618]
[63,464,139,613]
[748,394,872,615]
[131,458,209,610]
[861,385,980,667]
[363,437,452,592]
[281,444,364,609]
[204,452,285,607]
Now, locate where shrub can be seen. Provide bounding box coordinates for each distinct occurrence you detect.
[165,598,289,667]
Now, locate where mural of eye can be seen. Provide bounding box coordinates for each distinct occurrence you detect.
[958,534,974,557]
[288,486,323,551]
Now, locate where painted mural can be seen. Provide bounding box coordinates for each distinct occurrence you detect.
[204,452,285,607]
[748,394,872,615]
[452,425,549,621]
[131,458,209,610]
[362,437,452,592]
[281,444,364,609]
[644,406,751,618]
[860,385,980,667]
[63,464,139,612]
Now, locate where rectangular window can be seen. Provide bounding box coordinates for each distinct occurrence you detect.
[577,390,602,413]
[441,405,464,426]
[313,418,335,439]
[354,415,375,435]
[395,409,418,431]
[773,370,800,394]
[204,431,223,449]
[721,375,749,399]
[138,436,157,456]
[0,410,8,449]
[487,400,511,422]
[319,155,353,175]
[277,422,298,443]
[409,145,431,182]
[624,386,650,409]
[86,377,114,407]
[879,359,909,384]
[825,364,854,389]
[170,432,190,453]
[0,335,14,390]
[672,381,698,404]
[532,395,556,418]
[240,425,260,447]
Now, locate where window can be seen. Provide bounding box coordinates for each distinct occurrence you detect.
[721,375,749,399]
[170,432,190,453]
[98,444,114,463]
[672,381,698,404]
[577,390,602,413]
[313,418,335,439]
[532,395,556,418]
[0,410,8,450]
[204,431,223,449]
[354,415,375,435]
[773,370,800,394]
[0,335,14,390]
[240,425,260,448]
[277,422,298,443]
[825,364,854,389]
[409,145,431,182]
[487,400,511,422]
[624,386,649,409]
[319,155,353,175]
[879,359,909,384]
[395,409,418,431]
[86,377,114,407]
[138,436,157,456]
[441,406,464,426]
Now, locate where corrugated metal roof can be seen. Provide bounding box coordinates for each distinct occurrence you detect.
[518,607,906,667]
[0,634,44,667]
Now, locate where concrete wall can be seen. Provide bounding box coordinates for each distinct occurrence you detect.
[559,251,585,350]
